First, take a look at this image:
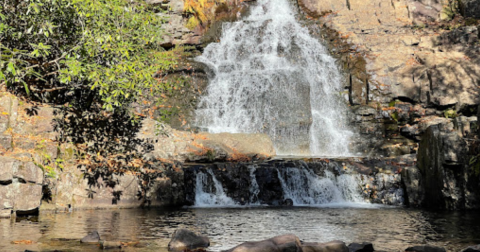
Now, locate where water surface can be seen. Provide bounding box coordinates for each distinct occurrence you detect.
[1,207,479,252]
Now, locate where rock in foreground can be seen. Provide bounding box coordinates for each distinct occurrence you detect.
[80,231,100,243]
[224,234,302,252]
[405,245,446,252]
[348,242,374,252]
[302,240,349,252]
[168,229,210,252]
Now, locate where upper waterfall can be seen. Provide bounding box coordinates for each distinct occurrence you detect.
[194,0,353,156]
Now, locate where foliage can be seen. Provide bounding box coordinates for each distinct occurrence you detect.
[444,108,457,118]
[34,140,62,178]
[183,0,228,29]
[0,0,180,114]
[441,0,461,21]
[1,0,189,204]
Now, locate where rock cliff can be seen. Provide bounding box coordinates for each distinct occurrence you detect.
[297,0,479,209]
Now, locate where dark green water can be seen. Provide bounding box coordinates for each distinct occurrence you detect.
[1,206,479,252]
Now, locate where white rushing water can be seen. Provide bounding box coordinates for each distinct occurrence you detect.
[195,0,353,156]
[195,169,236,207]
[276,168,364,206]
[193,167,366,207]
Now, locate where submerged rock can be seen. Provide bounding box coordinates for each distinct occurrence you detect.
[302,240,349,252]
[168,229,210,252]
[100,240,122,249]
[80,231,100,243]
[405,245,446,252]
[224,234,302,252]
[348,242,374,252]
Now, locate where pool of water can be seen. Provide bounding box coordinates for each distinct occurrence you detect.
[1,206,479,252]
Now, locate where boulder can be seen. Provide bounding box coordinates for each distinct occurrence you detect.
[195,132,276,162]
[168,229,210,252]
[1,183,43,212]
[138,119,276,162]
[405,245,446,252]
[224,234,302,252]
[80,231,101,243]
[461,245,480,252]
[302,240,349,252]
[348,242,374,252]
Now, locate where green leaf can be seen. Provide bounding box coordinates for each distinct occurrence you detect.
[22,81,30,96]
[7,62,16,75]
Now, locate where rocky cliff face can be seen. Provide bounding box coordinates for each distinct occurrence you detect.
[297,0,479,155]
[296,0,480,209]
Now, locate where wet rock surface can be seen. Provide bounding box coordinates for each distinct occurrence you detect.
[80,231,100,243]
[348,242,374,252]
[168,229,210,252]
[405,245,447,252]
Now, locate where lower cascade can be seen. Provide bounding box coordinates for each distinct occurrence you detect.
[193,166,366,207]
[194,0,353,156]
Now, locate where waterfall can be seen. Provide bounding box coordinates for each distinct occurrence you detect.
[193,166,365,207]
[194,0,353,156]
[249,166,260,204]
[195,169,236,206]
[276,168,364,205]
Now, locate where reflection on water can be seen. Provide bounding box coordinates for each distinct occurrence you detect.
[1,207,479,252]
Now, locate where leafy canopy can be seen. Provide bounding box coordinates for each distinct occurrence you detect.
[0,0,179,113]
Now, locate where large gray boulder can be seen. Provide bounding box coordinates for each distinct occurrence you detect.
[80,231,101,243]
[168,229,210,252]
[224,234,302,252]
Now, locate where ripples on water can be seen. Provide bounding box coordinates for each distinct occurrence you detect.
[1,207,479,252]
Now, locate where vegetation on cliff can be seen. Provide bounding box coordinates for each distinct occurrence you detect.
[0,0,183,113]
[0,0,191,203]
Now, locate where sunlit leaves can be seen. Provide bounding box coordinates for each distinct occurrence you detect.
[1,0,182,116]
